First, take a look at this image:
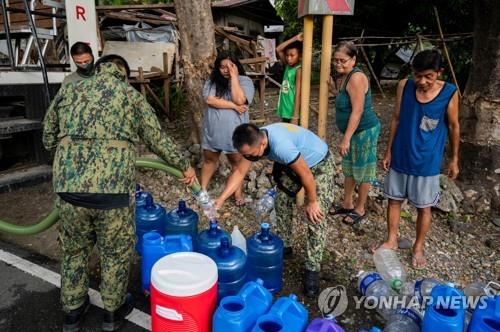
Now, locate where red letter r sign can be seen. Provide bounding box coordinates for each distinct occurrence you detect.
[76,5,86,21]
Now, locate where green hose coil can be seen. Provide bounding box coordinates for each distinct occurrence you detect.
[0,157,201,235]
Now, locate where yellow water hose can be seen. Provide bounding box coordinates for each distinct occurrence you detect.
[0,157,201,235]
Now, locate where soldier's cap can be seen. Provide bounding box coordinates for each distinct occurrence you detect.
[95,54,130,78]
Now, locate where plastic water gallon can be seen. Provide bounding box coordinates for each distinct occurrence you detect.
[251,294,308,332]
[195,220,230,258]
[135,184,150,208]
[213,278,273,332]
[150,252,218,332]
[165,200,199,240]
[306,317,345,332]
[468,296,500,332]
[141,232,193,294]
[423,284,465,332]
[246,223,284,293]
[213,237,247,300]
[135,195,166,254]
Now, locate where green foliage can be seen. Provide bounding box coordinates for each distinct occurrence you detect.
[275,0,301,37]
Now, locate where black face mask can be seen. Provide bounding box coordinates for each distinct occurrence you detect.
[76,61,95,77]
[243,155,262,162]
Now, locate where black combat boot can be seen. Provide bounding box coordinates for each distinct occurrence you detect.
[63,295,90,332]
[102,293,135,331]
[304,269,320,298]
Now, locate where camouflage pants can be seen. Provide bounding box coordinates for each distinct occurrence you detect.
[57,198,135,312]
[275,152,336,272]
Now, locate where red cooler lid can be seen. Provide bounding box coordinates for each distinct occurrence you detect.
[151,252,218,297]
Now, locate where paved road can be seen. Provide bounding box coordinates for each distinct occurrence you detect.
[0,241,149,332]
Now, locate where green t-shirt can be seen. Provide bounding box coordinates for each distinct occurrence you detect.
[276,64,301,119]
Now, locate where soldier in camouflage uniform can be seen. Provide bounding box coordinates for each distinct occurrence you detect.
[43,55,196,332]
[214,122,336,298]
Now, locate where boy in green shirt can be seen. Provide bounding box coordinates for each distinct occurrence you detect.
[276,33,303,124]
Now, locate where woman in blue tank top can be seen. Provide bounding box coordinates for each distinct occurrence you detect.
[328,41,380,226]
[378,49,460,269]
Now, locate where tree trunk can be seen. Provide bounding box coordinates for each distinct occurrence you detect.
[174,0,216,143]
[460,0,500,182]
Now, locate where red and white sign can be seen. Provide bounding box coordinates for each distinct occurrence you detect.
[298,0,355,18]
[65,0,99,70]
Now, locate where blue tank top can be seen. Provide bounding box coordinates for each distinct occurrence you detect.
[391,79,457,176]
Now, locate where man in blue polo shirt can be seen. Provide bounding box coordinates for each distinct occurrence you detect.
[215,123,337,297]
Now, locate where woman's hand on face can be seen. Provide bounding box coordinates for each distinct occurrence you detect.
[228,61,239,78]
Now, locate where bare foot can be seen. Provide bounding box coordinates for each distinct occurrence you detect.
[412,249,427,269]
[233,194,246,206]
[371,241,398,253]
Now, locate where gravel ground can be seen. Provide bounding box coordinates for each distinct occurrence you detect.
[0,84,498,331]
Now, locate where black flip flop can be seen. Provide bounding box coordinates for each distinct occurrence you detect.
[342,211,365,225]
[329,204,354,215]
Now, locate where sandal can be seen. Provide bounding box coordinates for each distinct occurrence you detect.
[342,211,365,225]
[329,204,354,215]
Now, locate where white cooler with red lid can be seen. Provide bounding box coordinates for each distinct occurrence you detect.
[150,252,218,332]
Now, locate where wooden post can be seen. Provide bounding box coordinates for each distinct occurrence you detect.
[317,15,333,140]
[358,30,385,98]
[163,52,170,116]
[433,6,462,98]
[297,15,314,206]
[260,60,266,118]
[138,66,146,96]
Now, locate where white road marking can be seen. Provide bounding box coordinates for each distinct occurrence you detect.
[0,248,151,330]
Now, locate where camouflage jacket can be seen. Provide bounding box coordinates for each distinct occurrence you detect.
[43,62,189,195]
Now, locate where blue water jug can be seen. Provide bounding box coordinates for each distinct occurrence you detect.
[306,317,345,332]
[195,220,230,258]
[135,184,150,208]
[423,284,465,332]
[213,237,247,301]
[135,195,166,254]
[358,328,382,332]
[165,200,199,240]
[213,278,273,332]
[246,223,283,293]
[251,294,308,332]
[468,296,500,332]
[141,231,193,294]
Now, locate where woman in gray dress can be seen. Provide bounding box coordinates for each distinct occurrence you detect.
[201,52,255,205]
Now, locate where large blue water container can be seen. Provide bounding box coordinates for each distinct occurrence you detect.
[213,237,247,301]
[135,195,166,254]
[246,223,283,293]
[195,220,230,258]
[141,231,193,294]
[468,296,500,332]
[306,317,345,332]
[251,294,308,332]
[135,184,150,208]
[165,200,199,240]
[423,284,465,332]
[213,278,273,332]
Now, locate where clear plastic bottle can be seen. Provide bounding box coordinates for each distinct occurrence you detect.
[384,308,422,332]
[254,188,277,222]
[402,278,441,306]
[462,282,488,331]
[373,248,407,291]
[357,271,397,320]
[195,190,217,221]
[231,225,247,255]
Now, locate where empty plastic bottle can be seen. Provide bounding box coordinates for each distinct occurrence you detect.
[373,247,407,291]
[231,225,247,255]
[384,308,422,332]
[357,271,397,320]
[195,190,217,221]
[135,195,166,254]
[213,237,247,300]
[164,200,199,240]
[422,283,465,332]
[463,282,488,331]
[135,184,150,208]
[254,189,276,222]
[468,295,500,332]
[402,278,442,306]
[251,294,308,332]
